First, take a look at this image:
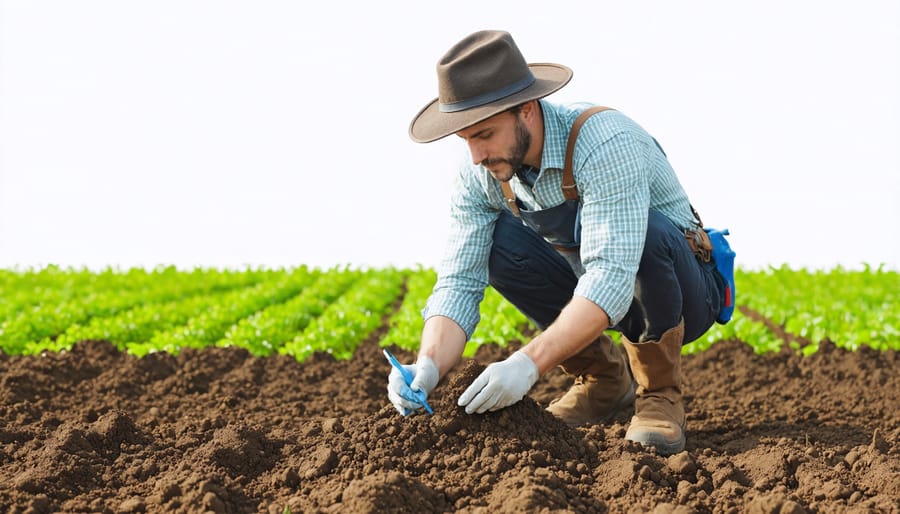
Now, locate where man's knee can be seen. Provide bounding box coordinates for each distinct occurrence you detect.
[487,212,578,324]
[489,213,530,287]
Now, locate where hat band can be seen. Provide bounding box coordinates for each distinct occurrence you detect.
[438,74,535,113]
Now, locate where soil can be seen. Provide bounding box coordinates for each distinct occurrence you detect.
[1,330,898,513]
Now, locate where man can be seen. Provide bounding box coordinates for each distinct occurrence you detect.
[387,30,725,455]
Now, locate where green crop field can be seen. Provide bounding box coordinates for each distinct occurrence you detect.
[0,265,897,359]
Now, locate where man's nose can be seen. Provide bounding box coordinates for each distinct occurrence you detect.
[468,141,486,164]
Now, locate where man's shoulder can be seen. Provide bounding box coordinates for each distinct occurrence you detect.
[543,101,645,148]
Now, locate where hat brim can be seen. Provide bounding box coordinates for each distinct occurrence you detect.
[408,63,573,143]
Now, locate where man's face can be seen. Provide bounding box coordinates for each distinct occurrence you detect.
[456,110,531,182]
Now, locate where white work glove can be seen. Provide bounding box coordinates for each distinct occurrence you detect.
[457,351,539,414]
[387,356,439,416]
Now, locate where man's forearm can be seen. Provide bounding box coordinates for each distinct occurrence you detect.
[418,315,468,378]
[520,296,610,375]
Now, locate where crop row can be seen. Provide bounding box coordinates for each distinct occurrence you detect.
[0,265,897,358]
[689,265,899,354]
[0,266,268,355]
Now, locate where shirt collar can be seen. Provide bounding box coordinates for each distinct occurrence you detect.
[515,165,540,187]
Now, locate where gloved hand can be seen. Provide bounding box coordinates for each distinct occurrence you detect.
[457,350,539,414]
[387,356,439,416]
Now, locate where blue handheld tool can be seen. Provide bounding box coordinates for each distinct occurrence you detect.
[704,227,736,324]
[383,349,434,414]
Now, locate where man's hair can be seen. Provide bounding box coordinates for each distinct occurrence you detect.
[507,102,529,116]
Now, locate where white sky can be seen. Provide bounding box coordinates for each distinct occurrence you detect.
[1,1,898,272]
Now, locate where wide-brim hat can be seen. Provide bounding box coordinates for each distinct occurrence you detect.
[409,30,573,143]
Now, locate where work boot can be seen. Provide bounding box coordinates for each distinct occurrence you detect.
[622,322,686,455]
[546,335,636,426]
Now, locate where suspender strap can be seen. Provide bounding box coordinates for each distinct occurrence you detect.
[562,106,613,200]
[499,181,521,217]
[499,105,614,217]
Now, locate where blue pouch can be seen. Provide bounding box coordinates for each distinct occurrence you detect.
[704,228,736,324]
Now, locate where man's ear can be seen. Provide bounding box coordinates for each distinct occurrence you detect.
[520,99,541,123]
[521,100,537,118]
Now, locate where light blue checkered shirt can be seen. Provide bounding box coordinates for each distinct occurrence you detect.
[423,100,698,339]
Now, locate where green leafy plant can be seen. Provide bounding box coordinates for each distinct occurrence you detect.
[1,264,897,359]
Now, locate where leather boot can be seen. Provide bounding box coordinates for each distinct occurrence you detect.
[546,334,636,426]
[622,321,686,455]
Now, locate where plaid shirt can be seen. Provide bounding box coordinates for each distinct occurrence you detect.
[423,100,698,338]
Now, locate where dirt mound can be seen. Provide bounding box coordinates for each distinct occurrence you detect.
[0,336,898,513]
[318,360,603,513]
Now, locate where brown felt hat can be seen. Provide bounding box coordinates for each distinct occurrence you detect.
[409,30,573,143]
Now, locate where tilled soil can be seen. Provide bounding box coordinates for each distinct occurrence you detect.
[0,333,898,514]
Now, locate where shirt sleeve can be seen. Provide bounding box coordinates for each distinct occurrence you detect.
[421,164,500,340]
[573,131,653,326]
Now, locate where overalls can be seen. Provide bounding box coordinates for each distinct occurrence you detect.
[487,108,723,344]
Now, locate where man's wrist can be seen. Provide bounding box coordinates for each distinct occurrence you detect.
[519,336,554,376]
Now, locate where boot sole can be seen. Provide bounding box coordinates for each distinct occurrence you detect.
[625,431,686,456]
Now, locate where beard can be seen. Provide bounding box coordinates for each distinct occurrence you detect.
[482,117,531,182]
